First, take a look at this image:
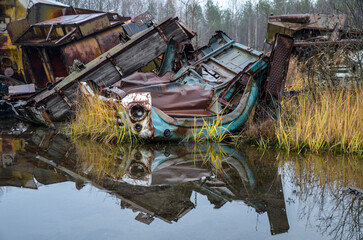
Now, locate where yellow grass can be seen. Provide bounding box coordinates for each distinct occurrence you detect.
[276,85,363,153]
[238,53,363,154]
[66,94,138,144]
[190,105,232,143]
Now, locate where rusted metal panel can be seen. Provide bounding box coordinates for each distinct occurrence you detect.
[133,11,154,26]
[266,14,349,44]
[5,19,29,44]
[266,34,294,99]
[26,2,68,25]
[94,24,125,53]
[61,37,102,67]
[60,24,125,67]
[12,18,194,126]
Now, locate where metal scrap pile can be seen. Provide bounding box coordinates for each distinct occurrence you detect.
[2,1,360,141]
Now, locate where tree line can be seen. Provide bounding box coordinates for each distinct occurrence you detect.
[58,0,363,49]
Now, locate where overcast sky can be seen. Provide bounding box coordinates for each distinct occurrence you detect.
[215,0,230,9]
[214,0,259,10]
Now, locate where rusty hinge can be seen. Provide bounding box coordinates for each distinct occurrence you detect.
[153,23,169,44]
[106,54,125,77]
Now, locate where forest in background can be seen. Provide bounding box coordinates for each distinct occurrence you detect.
[57,0,363,49]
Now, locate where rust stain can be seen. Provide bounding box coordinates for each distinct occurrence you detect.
[0,35,9,49]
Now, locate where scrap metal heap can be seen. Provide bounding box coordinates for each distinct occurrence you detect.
[78,32,294,140]
[267,13,363,82]
[9,17,195,128]
[1,0,151,88]
[9,5,363,140]
[0,2,295,140]
[266,14,362,47]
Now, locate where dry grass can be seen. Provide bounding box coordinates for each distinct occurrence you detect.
[237,49,363,154]
[275,84,363,154]
[66,94,138,144]
[190,107,232,143]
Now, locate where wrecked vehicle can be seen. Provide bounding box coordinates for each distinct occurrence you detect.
[80,32,293,140]
[266,13,362,47]
[6,26,291,140]
[2,2,293,141]
[7,16,194,127]
[1,0,150,88]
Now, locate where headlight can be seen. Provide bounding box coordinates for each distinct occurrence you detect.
[129,104,147,121]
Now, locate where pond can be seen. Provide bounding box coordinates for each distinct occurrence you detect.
[0,119,361,240]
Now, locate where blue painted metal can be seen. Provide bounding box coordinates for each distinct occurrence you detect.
[158,40,177,76]
[149,79,259,140]
[192,40,235,67]
[139,32,271,141]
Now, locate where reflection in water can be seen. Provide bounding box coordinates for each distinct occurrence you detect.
[277,154,362,240]
[0,123,361,239]
[61,139,291,232]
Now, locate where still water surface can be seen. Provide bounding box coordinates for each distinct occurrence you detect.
[0,119,361,240]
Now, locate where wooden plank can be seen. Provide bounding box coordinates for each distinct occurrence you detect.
[115,22,187,75]
[116,33,165,74]
[161,22,186,42]
[83,62,121,86]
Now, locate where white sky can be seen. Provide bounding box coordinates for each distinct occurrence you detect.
[214,0,258,10]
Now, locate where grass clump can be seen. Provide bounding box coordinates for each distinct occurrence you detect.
[66,94,138,144]
[237,51,363,154]
[239,85,363,154]
[275,86,363,154]
[190,106,232,143]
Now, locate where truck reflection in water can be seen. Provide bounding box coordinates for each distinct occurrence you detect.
[0,129,289,235]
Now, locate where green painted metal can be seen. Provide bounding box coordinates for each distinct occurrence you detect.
[158,40,178,76]
[134,32,271,141]
[149,78,259,140]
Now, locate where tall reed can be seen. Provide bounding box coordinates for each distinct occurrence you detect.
[275,85,363,153]
[238,52,363,154]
